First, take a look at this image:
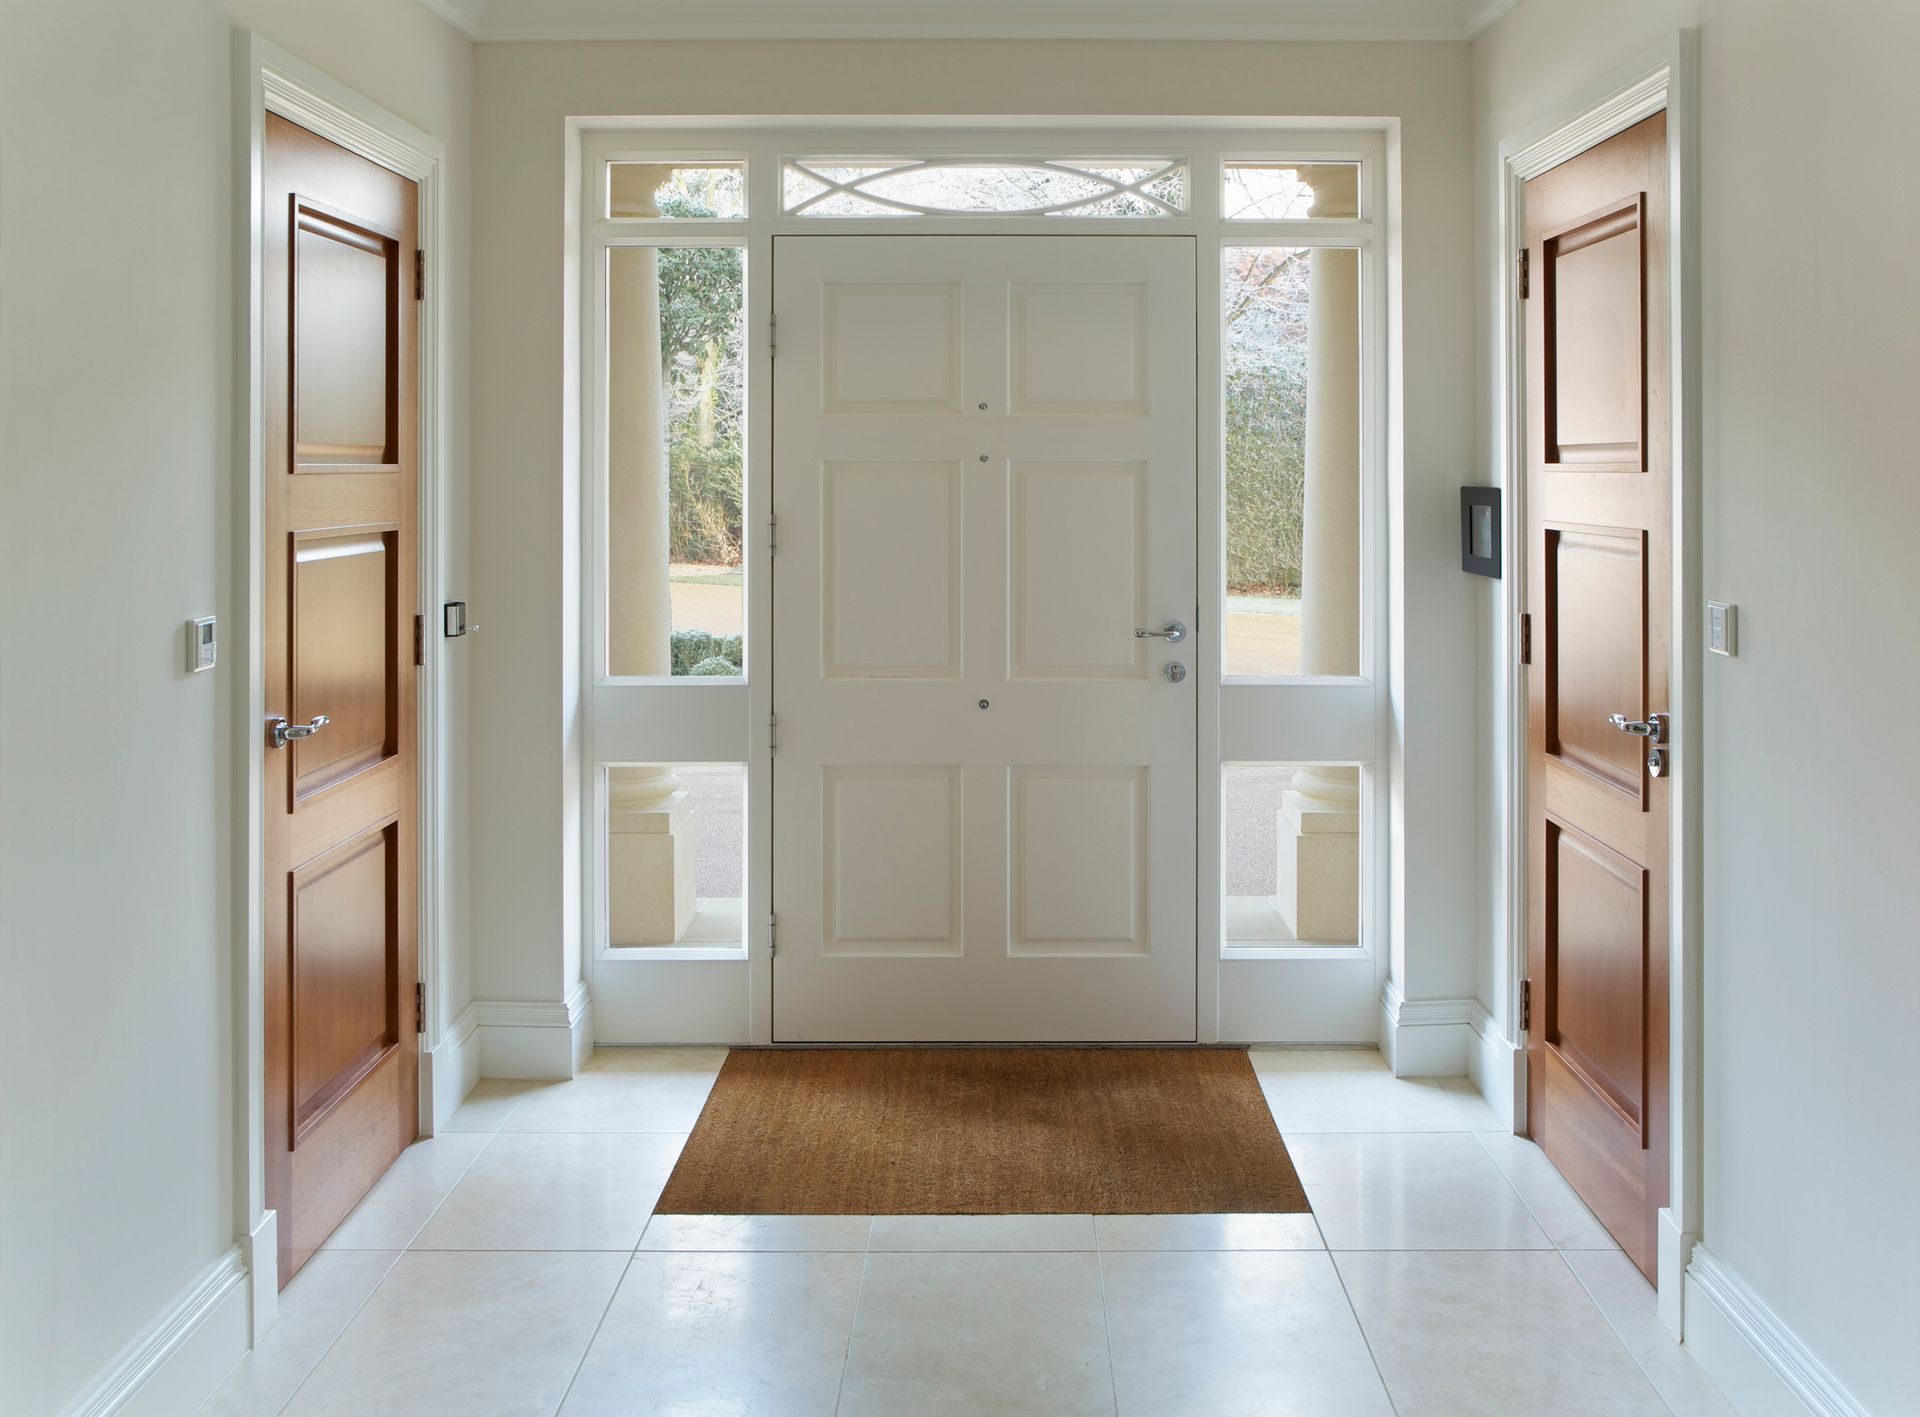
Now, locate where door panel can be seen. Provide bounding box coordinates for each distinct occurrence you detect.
[1525,112,1669,1282]
[265,114,419,1285]
[773,236,1197,1042]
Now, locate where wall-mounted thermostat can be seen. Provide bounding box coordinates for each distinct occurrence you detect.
[1707,600,1737,657]
[186,616,217,673]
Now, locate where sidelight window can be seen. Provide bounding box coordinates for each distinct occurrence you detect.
[603,243,746,678]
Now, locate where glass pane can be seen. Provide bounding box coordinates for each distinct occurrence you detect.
[608,161,746,219]
[607,763,745,947]
[606,246,745,677]
[1223,161,1361,221]
[783,159,1185,217]
[1223,245,1360,678]
[1223,762,1361,946]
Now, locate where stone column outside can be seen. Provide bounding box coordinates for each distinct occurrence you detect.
[1277,168,1362,943]
[605,183,697,945]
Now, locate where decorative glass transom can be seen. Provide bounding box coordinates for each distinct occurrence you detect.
[782,158,1187,218]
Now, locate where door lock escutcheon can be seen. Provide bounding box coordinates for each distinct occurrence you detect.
[1609,711,1670,778]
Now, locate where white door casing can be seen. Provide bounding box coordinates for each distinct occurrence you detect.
[772,235,1198,1042]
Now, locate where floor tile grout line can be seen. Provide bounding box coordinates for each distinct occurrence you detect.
[1324,1249,1405,1417]
[1092,1248,1124,1417]
[829,1224,877,1417]
[552,1250,638,1415]
[1558,1250,1693,1417]
[260,1248,409,1417]
[1466,1125,1604,1253]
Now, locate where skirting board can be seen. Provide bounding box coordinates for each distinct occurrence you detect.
[425,1001,482,1131]
[1379,981,1478,1077]
[1683,1247,1869,1417]
[62,1248,250,1417]
[474,982,593,1079]
[1466,1002,1520,1130]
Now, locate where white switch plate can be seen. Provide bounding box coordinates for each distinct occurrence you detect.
[1707,600,1736,656]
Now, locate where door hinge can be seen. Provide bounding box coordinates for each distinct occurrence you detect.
[768,713,777,758]
[414,614,425,666]
[768,511,778,557]
[1517,247,1530,300]
[1519,978,1532,1034]
[415,248,426,301]
[1518,611,1532,665]
[415,981,426,1033]
[768,913,778,957]
[768,312,777,358]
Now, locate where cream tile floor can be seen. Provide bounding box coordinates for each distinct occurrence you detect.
[200,1047,1735,1417]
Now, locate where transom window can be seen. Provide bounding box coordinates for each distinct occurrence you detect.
[781,157,1188,218]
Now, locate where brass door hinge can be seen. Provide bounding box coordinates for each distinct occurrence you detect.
[414,614,425,666]
[415,248,426,301]
[1519,612,1532,665]
[1520,978,1532,1033]
[415,981,426,1033]
[1518,247,1530,300]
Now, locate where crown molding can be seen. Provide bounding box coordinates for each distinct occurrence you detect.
[424,0,1515,44]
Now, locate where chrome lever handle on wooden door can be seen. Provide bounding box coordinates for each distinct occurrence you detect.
[1135,621,1187,643]
[1607,712,1668,743]
[268,714,330,750]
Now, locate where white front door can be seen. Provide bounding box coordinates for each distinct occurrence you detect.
[772,235,1198,1042]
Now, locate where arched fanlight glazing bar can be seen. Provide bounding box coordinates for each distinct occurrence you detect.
[782,157,1188,218]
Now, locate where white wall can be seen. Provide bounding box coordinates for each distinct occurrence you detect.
[0,3,471,1412]
[468,38,1481,1034]
[1473,1,1920,1410]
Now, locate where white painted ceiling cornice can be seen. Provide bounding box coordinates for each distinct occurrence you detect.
[418,0,1517,44]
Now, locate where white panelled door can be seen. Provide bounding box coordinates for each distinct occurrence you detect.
[772,236,1198,1041]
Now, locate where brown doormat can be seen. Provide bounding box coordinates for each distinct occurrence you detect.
[655,1047,1308,1215]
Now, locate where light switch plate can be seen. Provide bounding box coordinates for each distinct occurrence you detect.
[187,615,217,673]
[1707,600,1736,656]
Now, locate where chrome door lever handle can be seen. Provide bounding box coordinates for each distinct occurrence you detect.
[1135,621,1187,643]
[1608,711,1668,743]
[269,714,330,749]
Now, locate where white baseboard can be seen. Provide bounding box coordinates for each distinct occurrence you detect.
[1684,1246,1867,1417]
[425,1002,482,1130]
[63,1248,250,1417]
[1656,1208,1692,1339]
[1465,1002,1520,1128]
[474,982,592,1079]
[242,1210,279,1343]
[1378,981,1474,1076]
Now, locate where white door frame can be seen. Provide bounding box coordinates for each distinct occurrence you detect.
[572,117,1395,1050]
[1495,32,1702,1331]
[231,31,454,1326]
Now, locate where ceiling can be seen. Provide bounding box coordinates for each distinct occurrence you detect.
[419,0,1517,44]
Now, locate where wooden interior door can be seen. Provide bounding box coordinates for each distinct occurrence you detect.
[770,236,1198,1042]
[1523,111,1670,1280]
[264,114,420,1285]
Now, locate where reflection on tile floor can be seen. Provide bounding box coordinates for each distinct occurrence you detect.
[200,1047,1732,1417]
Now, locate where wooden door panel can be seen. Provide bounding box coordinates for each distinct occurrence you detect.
[293,530,397,797]
[265,113,418,1286]
[1545,820,1647,1128]
[1525,111,1668,1282]
[292,823,400,1135]
[1545,526,1647,801]
[1544,198,1646,470]
[293,200,401,470]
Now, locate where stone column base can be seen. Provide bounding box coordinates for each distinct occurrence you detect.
[1275,783,1359,944]
[609,789,698,946]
